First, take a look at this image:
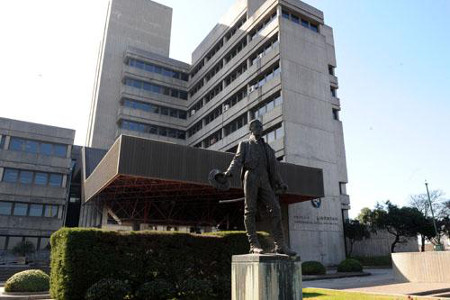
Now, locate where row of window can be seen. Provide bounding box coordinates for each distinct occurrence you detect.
[224,37,247,64]
[224,62,248,87]
[121,120,186,140]
[188,120,203,137]
[263,123,284,144]
[203,129,223,148]
[2,168,63,187]
[282,10,319,33]
[7,137,67,157]
[250,10,277,41]
[125,78,188,100]
[249,63,281,92]
[252,92,283,119]
[191,15,247,79]
[188,86,248,137]
[205,106,223,125]
[224,113,248,137]
[0,235,50,251]
[250,34,279,66]
[0,201,60,218]
[127,58,189,81]
[122,99,187,120]
[204,83,223,104]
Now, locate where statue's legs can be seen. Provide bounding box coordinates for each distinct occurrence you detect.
[243,172,262,253]
[259,184,297,256]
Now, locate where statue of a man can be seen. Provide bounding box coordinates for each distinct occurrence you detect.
[221,119,296,256]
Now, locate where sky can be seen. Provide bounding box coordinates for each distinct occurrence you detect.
[0,0,449,218]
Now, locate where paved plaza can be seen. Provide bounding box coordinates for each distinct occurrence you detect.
[305,268,450,299]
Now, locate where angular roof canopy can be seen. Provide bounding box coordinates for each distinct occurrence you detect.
[83,135,324,204]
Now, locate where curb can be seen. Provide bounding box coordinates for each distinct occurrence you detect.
[303,271,371,281]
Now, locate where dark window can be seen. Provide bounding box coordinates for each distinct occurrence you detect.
[282,10,290,19]
[161,107,169,116]
[3,169,19,183]
[40,143,52,155]
[54,145,67,157]
[331,87,337,97]
[49,174,62,187]
[9,138,24,151]
[29,204,43,217]
[0,202,12,215]
[34,172,48,185]
[0,136,4,149]
[291,15,300,24]
[333,108,340,120]
[25,141,39,153]
[310,24,319,32]
[45,205,58,218]
[13,203,28,216]
[301,19,309,27]
[19,171,33,184]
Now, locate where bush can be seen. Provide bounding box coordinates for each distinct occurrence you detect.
[85,279,131,300]
[350,255,391,266]
[135,279,176,300]
[337,258,363,272]
[4,269,49,292]
[12,240,35,257]
[302,261,326,275]
[50,228,271,300]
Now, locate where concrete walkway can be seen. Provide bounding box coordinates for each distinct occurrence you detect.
[305,268,450,299]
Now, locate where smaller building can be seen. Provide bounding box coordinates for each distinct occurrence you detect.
[0,118,75,254]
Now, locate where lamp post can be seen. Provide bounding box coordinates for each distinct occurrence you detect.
[425,181,443,251]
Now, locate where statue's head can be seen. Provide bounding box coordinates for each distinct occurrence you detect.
[249,119,263,137]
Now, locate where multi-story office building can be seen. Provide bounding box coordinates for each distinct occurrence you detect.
[86,0,349,264]
[0,118,75,253]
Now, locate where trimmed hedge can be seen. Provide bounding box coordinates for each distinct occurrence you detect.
[337,258,363,272]
[302,261,326,275]
[4,269,49,292]
[50,228,270,300]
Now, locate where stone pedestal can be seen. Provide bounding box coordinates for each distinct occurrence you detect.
[232,254,302,300]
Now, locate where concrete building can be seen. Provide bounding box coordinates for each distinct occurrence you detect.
[0,118,75,253]
[86,0,349,265]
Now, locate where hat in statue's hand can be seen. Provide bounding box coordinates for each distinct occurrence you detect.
[208,169,230,191]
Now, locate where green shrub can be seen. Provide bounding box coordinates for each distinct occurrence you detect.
[337,258,363,272]
[301,261,326,275]
[178,278,214,299]
[4,269,49,292]
[135,279,176,300]
[85,279,131,300]
[350,255,391,266]
[50,228,271,300]
[12,240,35,257]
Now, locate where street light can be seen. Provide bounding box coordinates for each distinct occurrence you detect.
[425,181,444,251]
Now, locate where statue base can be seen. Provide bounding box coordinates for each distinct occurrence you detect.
[231,254,302,300]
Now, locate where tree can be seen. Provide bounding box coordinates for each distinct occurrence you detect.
[409,190,449,219]
[356,207,372,225]
[372,201,428,253]
[409,190,450,250]
[344,220,370,257]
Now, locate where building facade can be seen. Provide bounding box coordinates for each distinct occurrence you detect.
[0,118,75,254]
[86,0,349,264]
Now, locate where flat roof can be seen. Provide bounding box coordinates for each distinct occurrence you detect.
[83,135,324,204]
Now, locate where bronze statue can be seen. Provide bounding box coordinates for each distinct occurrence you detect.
[218,119,296,256]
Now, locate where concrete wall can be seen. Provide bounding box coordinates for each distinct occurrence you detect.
[392,252,450,283]
[279,2,348,265]
[348,230,418,257]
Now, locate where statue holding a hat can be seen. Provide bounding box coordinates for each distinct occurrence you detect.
[210,119,296,256]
